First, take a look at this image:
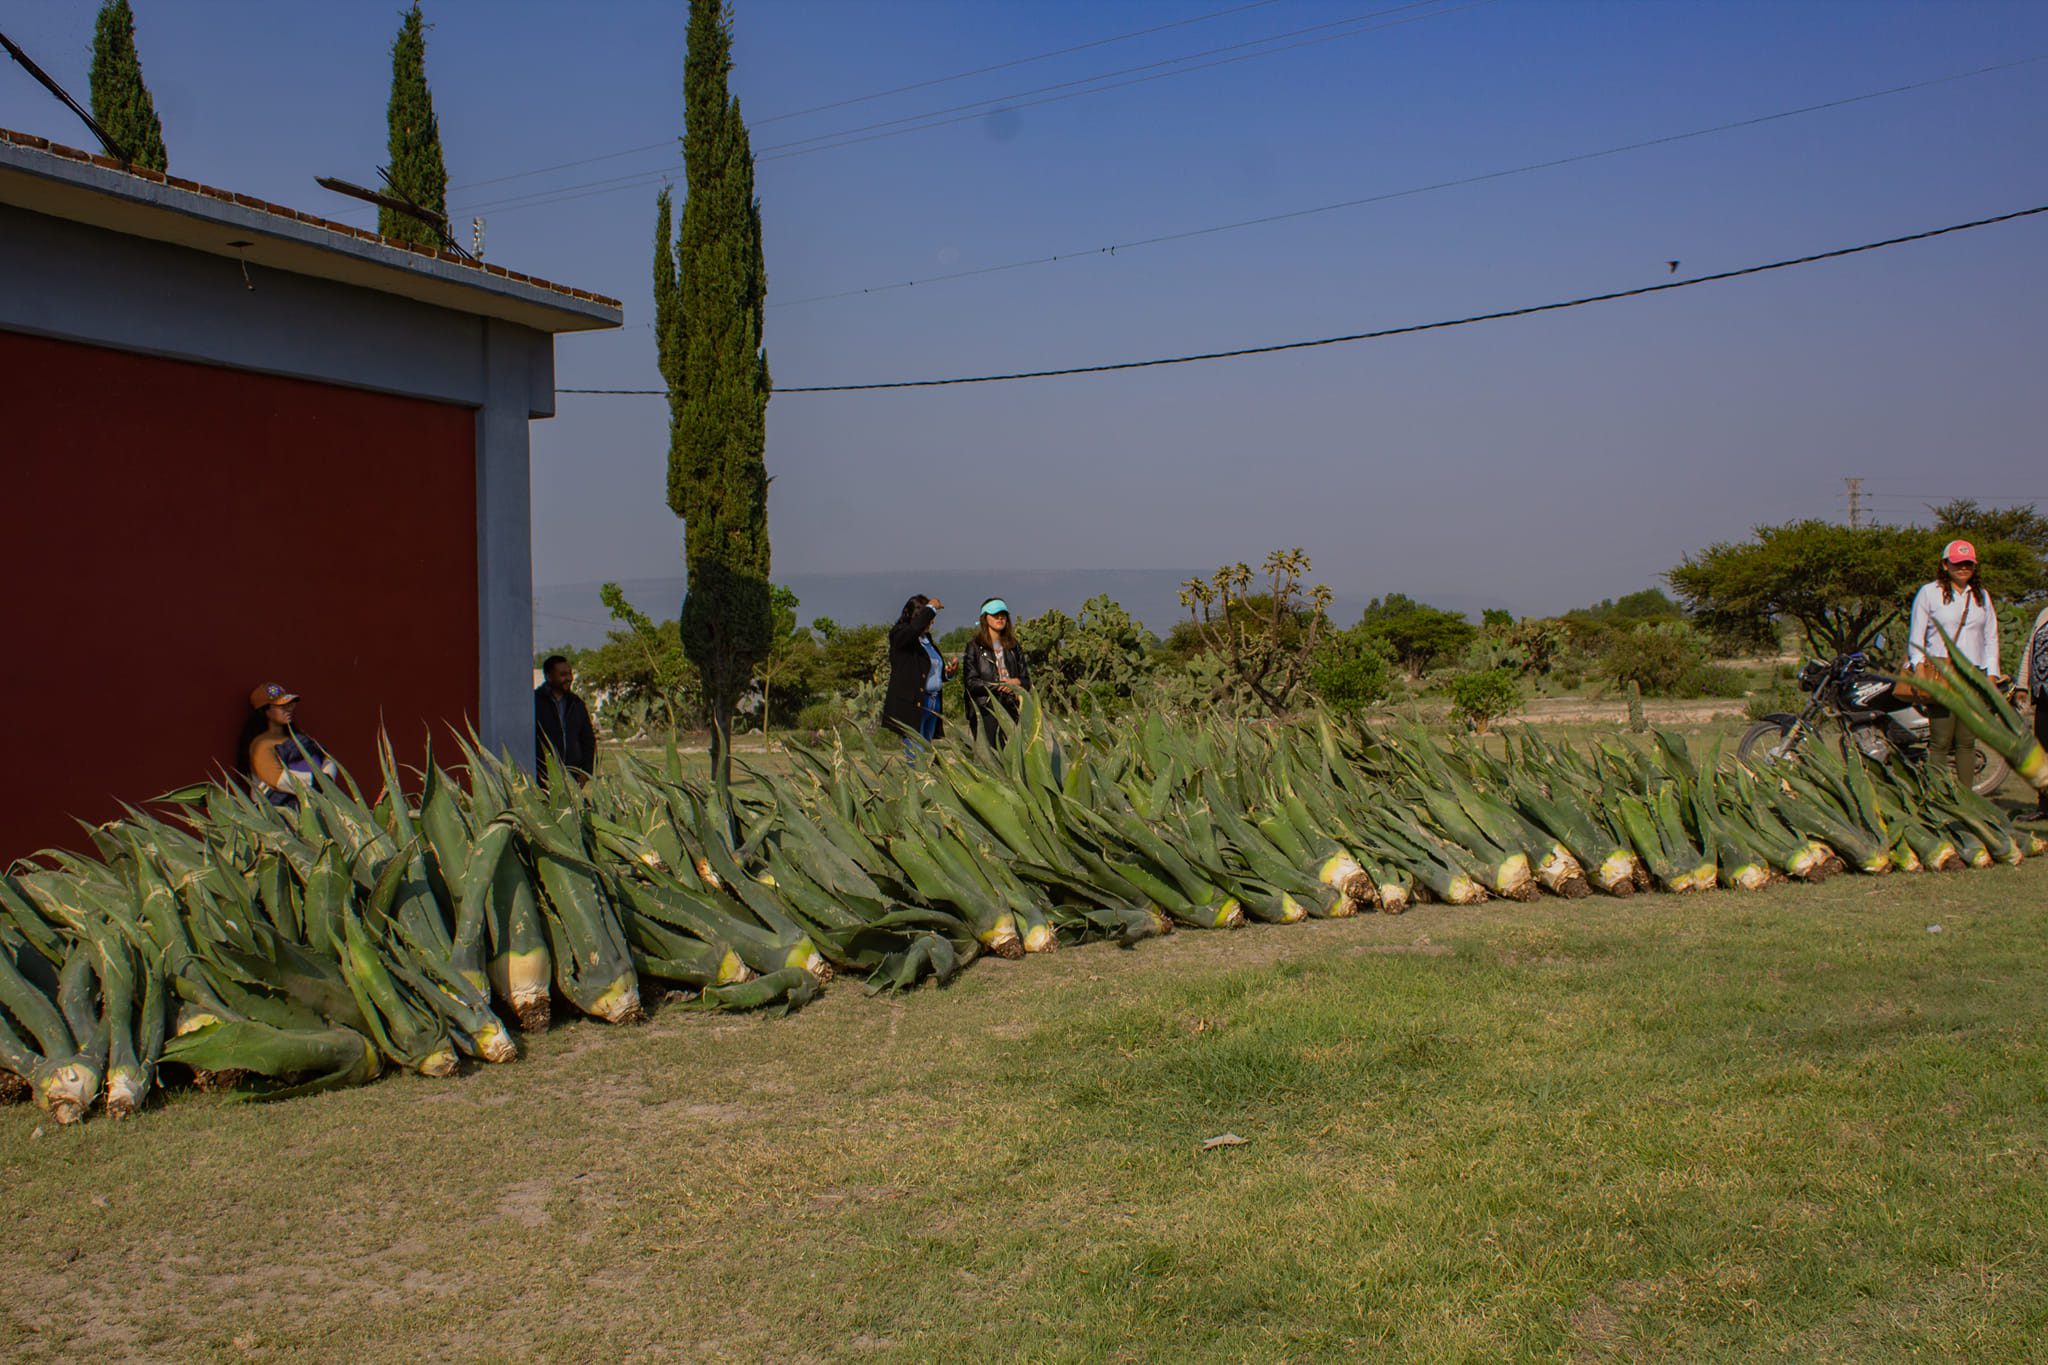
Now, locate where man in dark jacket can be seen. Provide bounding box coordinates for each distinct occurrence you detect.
[535,654,597,782]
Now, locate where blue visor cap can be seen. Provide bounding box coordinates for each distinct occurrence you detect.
[980,599,1010,617]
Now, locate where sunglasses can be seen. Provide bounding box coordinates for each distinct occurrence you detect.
[1947,560,1977,569]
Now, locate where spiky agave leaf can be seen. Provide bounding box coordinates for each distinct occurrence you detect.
[1907,627,2046,791]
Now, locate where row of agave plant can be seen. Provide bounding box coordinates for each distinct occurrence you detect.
[3,638,2042,1126]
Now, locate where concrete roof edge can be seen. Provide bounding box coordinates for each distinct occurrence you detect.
[0,128,623,332]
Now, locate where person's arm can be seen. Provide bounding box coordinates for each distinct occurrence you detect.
[250,737,285,789]
[579,698,598,769]
[1011,647,1030,690]
[889,605,938,650]
[1904,584,1931,668]
[1982,593,2001,676]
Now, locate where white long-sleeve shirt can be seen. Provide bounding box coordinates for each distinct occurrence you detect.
[1905,580,1999,673]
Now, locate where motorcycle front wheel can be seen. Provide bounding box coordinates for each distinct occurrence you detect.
[1736,714,1804,769]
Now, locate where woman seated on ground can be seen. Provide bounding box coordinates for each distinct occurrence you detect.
[962,598,1030,748]
[241,682,339,809]
[883,595,956,758]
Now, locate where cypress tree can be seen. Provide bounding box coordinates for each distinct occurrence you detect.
[88,1,168,171]
[380,2,449,245]
[654,0,771,796]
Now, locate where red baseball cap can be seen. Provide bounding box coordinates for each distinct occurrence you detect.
[249,682,300,710]
[1942,539,1978,565]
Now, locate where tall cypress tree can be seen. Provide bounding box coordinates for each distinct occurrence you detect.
[380,2,449,245]
[88,1,168,171]
[654,0,771,796]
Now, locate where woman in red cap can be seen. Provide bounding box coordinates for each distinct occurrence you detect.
[1905,539,2000,782]
[241,683,339,810]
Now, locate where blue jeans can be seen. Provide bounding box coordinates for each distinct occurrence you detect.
[904,689,942,759]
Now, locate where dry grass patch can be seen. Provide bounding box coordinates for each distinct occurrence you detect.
[4,864,2047,1361]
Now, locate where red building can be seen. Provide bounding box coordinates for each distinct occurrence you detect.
[0,128,621,859]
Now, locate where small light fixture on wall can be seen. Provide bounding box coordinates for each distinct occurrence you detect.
[226,240,254,291]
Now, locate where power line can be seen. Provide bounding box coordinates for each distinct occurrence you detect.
[446,0,1288,194]
[755,0,1291,128]
[772,53,2048,308]
[558,201,2048,396]
[455,0,1465,216]
[755,0,1454,158]
[1862,493,2048,503]
[534,608,617,627]
[448,0,1480,218]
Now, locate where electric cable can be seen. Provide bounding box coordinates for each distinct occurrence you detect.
[771,53,2048,307]
[755,0,1453,157]
[448,0,1478,217]
[447,0,1289,193]
[555,202,2048,395]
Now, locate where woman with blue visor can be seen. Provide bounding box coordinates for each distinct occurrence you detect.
[962,598,1030,747]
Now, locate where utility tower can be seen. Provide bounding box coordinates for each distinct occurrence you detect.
[1845,476,1864,530]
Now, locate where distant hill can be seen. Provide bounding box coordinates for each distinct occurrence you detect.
[534,571,1517,651]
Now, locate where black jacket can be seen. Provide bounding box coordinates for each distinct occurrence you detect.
[961,637,1029,737]
[883,606,950,737]
[535,684,597,775]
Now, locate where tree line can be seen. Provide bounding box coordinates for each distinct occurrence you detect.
[551,499,2048,743]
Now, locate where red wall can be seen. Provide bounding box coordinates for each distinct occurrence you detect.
[2,330,479,860]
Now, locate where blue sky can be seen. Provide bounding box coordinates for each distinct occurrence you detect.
[5,0,2045,617]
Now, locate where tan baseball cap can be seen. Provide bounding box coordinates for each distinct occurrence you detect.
[249,682,300,710]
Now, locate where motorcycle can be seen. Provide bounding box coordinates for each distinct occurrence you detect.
[1737,651,2012,797]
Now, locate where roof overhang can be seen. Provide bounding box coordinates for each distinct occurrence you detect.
[0,131,622,335]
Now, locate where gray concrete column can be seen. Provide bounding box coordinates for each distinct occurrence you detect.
[475,318,536,762]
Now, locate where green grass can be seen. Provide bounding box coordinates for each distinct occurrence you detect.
[6,863,2046,1362]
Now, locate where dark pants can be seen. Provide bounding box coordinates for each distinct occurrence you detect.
[969,696,1019,750]
[902,689,942,760]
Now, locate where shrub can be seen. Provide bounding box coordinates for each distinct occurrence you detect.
[1505,618,1569,676]
[1569,588,1686,623]
[1022,595,1154,711]
[1447,667,1522,733]
[1459,635,1526,675]
[1677,662,1751,699]
[1355,594,1476,677]
[814,624,888,689]
[794,701,838,732]
[1140,653,1244,717]
[1601,623,1709,697]
[1309,628,1395,714]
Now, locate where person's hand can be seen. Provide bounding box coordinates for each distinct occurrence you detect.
[928,597,944,612]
